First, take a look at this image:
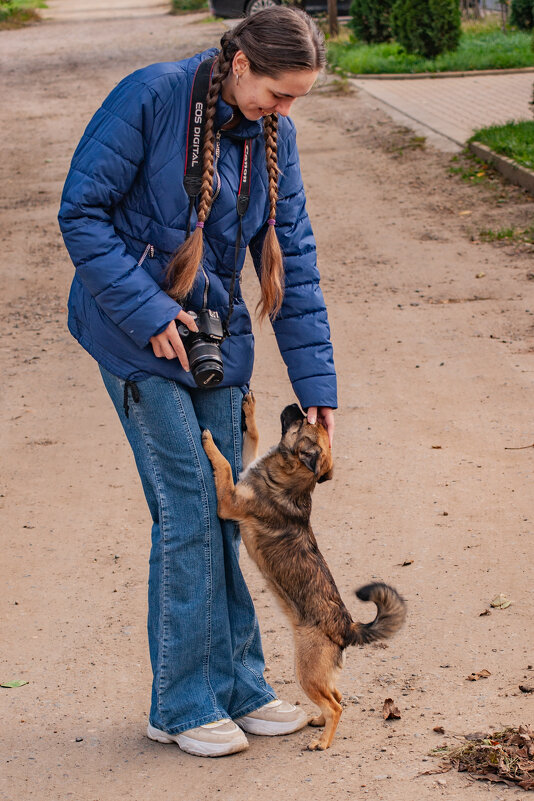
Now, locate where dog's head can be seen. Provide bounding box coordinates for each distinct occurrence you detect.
[280,404,333,484]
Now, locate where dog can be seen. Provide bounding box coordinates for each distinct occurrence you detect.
[202,395,406,750]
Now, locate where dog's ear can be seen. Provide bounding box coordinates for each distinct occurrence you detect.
[280,404,305,436]
[299,447,321,477]
[299,446,334,483]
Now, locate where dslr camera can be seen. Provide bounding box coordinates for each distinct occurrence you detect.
[176,309,224,388]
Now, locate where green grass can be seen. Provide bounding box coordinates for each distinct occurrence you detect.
[0,0,46,24]
[479,224,534,243]
[448,155,492,184]
[171,0,208,13]
[470,120,534,171]
[328,24,534,74]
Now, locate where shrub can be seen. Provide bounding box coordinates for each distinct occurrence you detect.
[391,0,462,58]
[350,0,394,43]
[511,0,534,30]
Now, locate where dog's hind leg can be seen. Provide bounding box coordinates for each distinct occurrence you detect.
[294,630,343,750]
[241,391,259,469]
[202,430,249,521]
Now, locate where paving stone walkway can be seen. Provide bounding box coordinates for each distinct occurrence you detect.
[351,71,534,151]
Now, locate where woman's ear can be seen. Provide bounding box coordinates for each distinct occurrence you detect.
[233,50,250,78]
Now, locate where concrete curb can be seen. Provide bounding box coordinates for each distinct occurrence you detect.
[469,140,534,196]
[347,67,534,80]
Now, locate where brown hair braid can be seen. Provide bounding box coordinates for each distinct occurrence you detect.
[258,112,283,321]
[166,7,326,319]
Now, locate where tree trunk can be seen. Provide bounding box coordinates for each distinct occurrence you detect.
[328,0,339,38]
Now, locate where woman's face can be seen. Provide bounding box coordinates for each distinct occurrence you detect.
[222,51,319,121]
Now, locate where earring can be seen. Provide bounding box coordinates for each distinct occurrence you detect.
[235,72,239,85]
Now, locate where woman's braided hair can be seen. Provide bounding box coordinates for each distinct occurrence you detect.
[166,6,325,321]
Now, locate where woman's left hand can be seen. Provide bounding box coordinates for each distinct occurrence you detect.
[307,406,335,448]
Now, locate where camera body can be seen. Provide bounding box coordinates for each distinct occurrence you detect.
[176,309,224,388]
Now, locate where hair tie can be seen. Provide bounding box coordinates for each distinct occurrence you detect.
[195,221,205,229]
[267,218,276,226]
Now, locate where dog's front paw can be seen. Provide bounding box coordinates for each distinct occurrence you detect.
[307,738,327,751]
[242,391,256,428]
[201,429,214,450]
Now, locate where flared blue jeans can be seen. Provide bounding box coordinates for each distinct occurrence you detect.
[100,366,275,734]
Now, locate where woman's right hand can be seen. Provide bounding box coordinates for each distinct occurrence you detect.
[149,310,198,372]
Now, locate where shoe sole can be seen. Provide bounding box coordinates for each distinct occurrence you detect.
[147,723,248,757]
[235,715,309,736]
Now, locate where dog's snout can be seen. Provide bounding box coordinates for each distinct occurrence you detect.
[317,466,333,483]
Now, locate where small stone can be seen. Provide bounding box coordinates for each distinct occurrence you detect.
[436,778,447,787]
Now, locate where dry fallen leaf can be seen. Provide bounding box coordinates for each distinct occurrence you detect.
[398,559,414,566]
[490,594,511,609]
[459,210,472,216]
[467,669,491,681]
[475,272,486,278]
[433,725,445,734]
[382,698,401,720]
[519,685,534,694]
[432,726,534,789]
[431,445,442,449]
[479,609,491,616]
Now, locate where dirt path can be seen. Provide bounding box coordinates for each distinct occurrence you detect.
[1,7,533,801]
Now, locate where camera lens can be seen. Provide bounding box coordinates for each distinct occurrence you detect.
[188,340,224,388]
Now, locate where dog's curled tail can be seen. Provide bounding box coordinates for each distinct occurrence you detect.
[346,582,406,647]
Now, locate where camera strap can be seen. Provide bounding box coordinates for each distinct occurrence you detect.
[184,56,215,232]
[184,55,251,338]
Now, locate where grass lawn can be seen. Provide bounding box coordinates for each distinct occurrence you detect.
[328,21,534,74]
[171,0,208,11]
[470,121,534,171]
[0,0,45,27]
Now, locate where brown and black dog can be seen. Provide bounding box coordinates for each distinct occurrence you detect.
[202,395,406,751]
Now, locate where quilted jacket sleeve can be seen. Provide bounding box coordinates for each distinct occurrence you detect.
[249,120,337,411]
[58,78,181,349]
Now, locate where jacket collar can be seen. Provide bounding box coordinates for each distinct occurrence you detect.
[214,94,263,140]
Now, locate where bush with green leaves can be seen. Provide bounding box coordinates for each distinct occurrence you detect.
[391,0,461,59]
[350,0,394,43]
[511,0,534,31]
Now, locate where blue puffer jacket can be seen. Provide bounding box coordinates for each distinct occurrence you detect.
[59,48,337,410]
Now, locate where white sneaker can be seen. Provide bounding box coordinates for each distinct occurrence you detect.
[147,719,248,757]
[235,699,309,736]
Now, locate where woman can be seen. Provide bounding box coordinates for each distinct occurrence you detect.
[59,7,337,757]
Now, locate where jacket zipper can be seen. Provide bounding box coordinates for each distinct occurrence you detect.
[137,243,154,266]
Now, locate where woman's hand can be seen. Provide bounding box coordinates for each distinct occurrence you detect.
[307,406,335,448]
[149,310,198,371]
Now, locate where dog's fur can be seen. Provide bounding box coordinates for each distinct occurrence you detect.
[202,395,406,750]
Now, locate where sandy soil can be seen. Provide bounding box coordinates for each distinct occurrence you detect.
[1,6,533,800]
